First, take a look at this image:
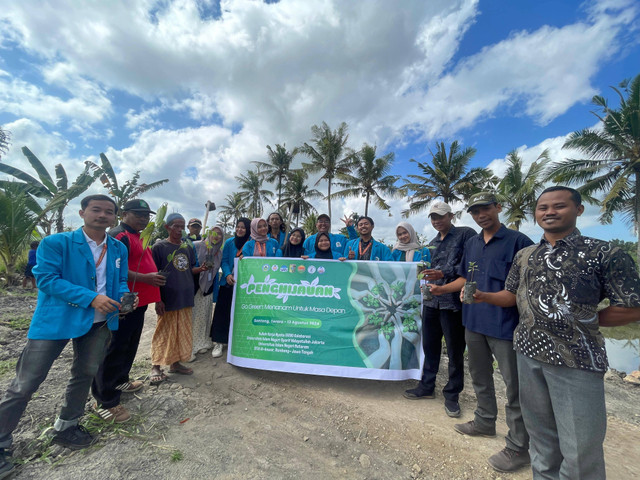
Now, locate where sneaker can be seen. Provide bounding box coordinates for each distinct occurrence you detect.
[403,385,435,400]
[453,420,496,437]
[115,380,144,393]
[444,399,461,418]
[211,343,224,358]
[51,425,96,450]
[0,449,15,480]
[488,447,531,472]
[93,403,131,423]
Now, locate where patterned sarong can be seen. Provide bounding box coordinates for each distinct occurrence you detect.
[151,307,193,365]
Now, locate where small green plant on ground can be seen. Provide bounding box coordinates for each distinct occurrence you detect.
[2,316,31,330]
[170,449,184,462]
[0,359,17,377]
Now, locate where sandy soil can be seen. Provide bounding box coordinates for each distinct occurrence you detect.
[1,289,639,480]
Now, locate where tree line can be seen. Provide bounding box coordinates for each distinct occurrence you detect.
[1,72,639,283]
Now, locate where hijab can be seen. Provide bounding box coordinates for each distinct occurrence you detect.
[281,228,306,258]
[233,217,252,251]
[250,218,268,242]
[393,221,421,262]
[195,226,224,294]
[314,232,333,260]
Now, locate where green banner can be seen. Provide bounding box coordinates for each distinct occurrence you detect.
[229,257,423,380]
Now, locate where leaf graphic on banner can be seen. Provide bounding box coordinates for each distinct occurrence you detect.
[310,277,319,287]
[264,274,270,283]
[332,287,341,299]
[276,293,290,303]
[300,280,310,287]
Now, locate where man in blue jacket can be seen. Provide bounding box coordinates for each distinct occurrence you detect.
[303,214,357,255]
[345,216,393,261]
[0,195,129,477]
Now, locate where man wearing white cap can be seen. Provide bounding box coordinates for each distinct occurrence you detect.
[404,201,475,419]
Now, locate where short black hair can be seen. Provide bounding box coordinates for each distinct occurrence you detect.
[81,194,118,212]
[357,216,374,227]
[30,241,40,249]
[537,186,582,206]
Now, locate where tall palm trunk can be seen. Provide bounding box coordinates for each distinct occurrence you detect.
[327,179,332,219]
[364,192,370,217]
[636,170,640,263]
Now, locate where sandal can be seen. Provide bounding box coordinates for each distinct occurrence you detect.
[115,380,144,393]
[168,363,193,375]
[150,369,168,385]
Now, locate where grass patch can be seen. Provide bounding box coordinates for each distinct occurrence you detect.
[170,449,184,462]
[0,359,17,377]
[1,316,31,330]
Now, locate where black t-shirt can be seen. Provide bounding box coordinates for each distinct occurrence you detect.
[152,240,196,312]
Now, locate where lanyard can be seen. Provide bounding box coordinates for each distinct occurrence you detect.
[358,241,372,258]
[256,242,266,257]
[95,243,108,268]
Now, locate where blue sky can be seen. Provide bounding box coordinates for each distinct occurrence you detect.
[0,0,638,243]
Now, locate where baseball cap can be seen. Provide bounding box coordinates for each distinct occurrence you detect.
[428,201,452,217]
[466,192,498,212]
[317,214,330,222]
[188,218,203,227]
[122,199,155,214]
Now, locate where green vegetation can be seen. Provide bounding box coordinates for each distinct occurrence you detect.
[254,144,298,211]
[0,359,18,377]
[170,449,184,462]
[1,316,31,330]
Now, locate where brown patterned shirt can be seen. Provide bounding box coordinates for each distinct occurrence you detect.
[505,229,640,372]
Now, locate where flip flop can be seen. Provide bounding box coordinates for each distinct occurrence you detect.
[150,369,168,385]
[168,364,193,375]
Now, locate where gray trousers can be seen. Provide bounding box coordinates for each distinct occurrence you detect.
[0,322,111,448]
[517,353,606,480]
[465,329,528,452]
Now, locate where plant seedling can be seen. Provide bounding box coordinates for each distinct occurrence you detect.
[462,261,478,304]
[416,246,435,300]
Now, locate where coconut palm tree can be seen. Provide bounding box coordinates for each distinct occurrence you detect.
[548,73,640,259]
[254,144,297,211]
[281,169,322,227]
[235,170,273,218]
[302,212,318,235]
[86,153,169,212]
[219,192,247,221]
[0,146,99,235]
[299,121,357,219]
[0,183,39,285]
[402,141,495,217]
[332,144,400,217]
[496,149,551,230]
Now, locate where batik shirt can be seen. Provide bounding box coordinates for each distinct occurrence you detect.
[505,229,640,372]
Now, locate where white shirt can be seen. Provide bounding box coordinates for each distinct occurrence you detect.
[83,229,108,323]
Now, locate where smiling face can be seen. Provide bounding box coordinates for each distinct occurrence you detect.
[316,216,330,233]
[396,226,410,244]
[257,220,268,236]
[209,227,223,244]
[469,203,501,232]
[289,230,302,245]
[535,189,583,234]
[235,221,247,237]
[357,218,373,236]
[80,200,117,232]
[317,234,331,251]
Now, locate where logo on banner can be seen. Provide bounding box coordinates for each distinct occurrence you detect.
[239,274,341,303]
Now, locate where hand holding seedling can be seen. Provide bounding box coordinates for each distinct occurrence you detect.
[460,286,486,303]
[91,294,120,314]
[423,269,443,281]
[428,284,446,296]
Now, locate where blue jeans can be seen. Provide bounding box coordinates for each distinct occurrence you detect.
[0,322,111,448]
[517,353,606,480]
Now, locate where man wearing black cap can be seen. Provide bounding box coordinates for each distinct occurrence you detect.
[430,192,533,473]
[91,199,166,423]
[303,214,357,255]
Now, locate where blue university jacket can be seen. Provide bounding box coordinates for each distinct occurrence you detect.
[242,238,280,258]
[344,238,393,261]
[303,225,357,255]
[29,228,129,340]
[391,247,431,263]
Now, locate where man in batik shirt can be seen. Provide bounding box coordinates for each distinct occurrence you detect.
[473,186,640,479]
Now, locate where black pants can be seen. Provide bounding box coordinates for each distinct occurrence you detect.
[92,305,147,408]
[419,306,466,402]
[210,284,232,343]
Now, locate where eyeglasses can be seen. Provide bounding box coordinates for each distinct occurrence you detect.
[317,220,330,224]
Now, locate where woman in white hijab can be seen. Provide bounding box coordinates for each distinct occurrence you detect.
[392,222,431,263]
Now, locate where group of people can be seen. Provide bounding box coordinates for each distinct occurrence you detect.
[0,186,639,480]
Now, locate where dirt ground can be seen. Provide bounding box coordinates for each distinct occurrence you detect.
[1,287,639,480]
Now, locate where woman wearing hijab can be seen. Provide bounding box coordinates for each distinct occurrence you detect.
[191,226,224,359]
[303,232,342,259]
[210,217,251,358]
[277,227,306,258]
[241,218,279,257]
[392,221,431,263]
[266,212,287,247]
